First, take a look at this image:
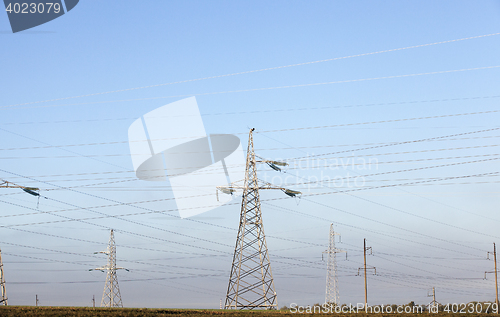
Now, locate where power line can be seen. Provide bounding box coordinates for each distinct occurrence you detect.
[286,169,500,240]
[284,127,500,161]
[2,94,500,126]
[2,112,498,156]
[0,123,496,304]
[306,172,500,198]
[2,143,499,161]
[3,167,490,260]
[264,201,485,257]
[5,67,500,112]
[0,188,333,278]
[3,32,498,110]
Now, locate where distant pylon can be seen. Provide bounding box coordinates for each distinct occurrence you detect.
[0,249,7,305]
[323,224,345,306]
[428,287,438,309]
[219,128,301,310]
[91,229,127,307]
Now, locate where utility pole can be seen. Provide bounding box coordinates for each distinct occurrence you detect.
[90,229,128,307]
[35,294,39,306]
[92,295,95,308]
[485,242,499,312]
[427,287,438,309]
[323,224,346,306]
[0,180,40,307]
[358,239,375,313]
[0,249,7,306]
[218,128,301,310]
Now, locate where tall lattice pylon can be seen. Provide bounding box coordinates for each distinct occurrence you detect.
[0,178,40,306]
[91,229,127,307]
[219,128,301,310]
[323,224,345,306]
[0,249,7,305]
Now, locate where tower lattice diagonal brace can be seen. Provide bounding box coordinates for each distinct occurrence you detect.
[224,129,278,310]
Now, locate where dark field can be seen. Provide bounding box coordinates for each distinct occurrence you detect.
[0,307,496,317]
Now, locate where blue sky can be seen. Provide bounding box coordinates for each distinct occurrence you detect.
[1,0,500,308]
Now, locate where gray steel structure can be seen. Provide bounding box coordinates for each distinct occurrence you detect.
[91,229,126,307]
[323,224,345,305]
[220,128,300,310]
[0,249,7,305]
[0,179,40,306]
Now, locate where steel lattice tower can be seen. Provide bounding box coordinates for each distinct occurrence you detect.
[0,249,7,305]
[223,129,279,310]
[324,224,345,305]
[0,179,40,306]
[92,229,126,307]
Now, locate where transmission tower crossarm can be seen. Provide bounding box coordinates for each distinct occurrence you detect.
[217,129,301,201]
[0,179,40,196]
[254,154,288,166]
[217,182,301,199]
[217,184,284,191]
[0,179,38,190]
[91,266,127,271]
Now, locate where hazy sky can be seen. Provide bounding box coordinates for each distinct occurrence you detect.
[1,0,500,308]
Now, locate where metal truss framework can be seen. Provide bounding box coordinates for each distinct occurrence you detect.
[324,224,345,305]
[0,179,41,306]
[92,229,126,308]
[223,128,280,310]
[0,249,7,305]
